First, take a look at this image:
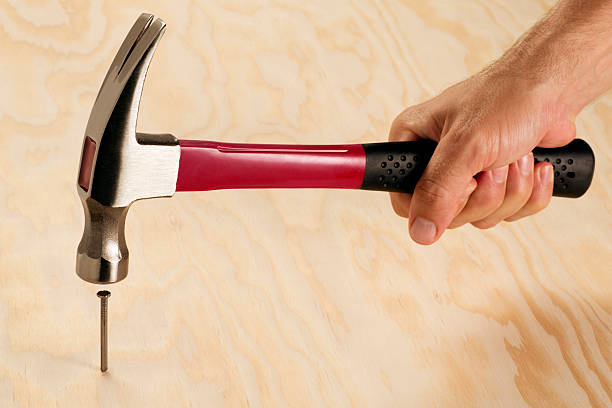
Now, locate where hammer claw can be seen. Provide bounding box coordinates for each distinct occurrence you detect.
[113,15,153,73]
[95,14,153,97]
[114,14,154,75]
[116,18,166,83]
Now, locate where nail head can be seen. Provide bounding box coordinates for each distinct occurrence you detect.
[97,290,111,298]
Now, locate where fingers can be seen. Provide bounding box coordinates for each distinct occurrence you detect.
[505,162,554,221]
[389,192,412,218]
[447,166,508,229]
[397,151,554,238]
[389,104,441,143]
[389,118,421,143]
[388,104,439,220]
[387,103,559,241]
[449,157,553,229]
[471,153,534,229]
[408,136,481,244]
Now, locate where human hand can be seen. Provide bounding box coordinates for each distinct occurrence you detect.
[389,70,576,245]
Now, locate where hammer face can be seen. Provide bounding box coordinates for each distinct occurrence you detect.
[76,14,179,284]
[77,198,129,284]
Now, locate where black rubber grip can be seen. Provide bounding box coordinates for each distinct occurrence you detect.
[532,139,594,198]
[360,138,594,198]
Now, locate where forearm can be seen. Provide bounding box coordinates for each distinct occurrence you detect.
[490,0,612,117]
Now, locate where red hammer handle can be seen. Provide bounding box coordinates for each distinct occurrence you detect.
[175,139,594,198]
[176,140,366,191]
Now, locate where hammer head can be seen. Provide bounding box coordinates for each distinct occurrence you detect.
[76,14,179,284]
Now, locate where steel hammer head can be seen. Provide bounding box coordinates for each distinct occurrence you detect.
[76,14,179,284]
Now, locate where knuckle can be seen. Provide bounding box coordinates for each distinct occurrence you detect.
[504,214,522,222]
[488,192,506,212]
[399,105,427,125]
[390,195,410,218]
[415,177,452,205]
[389,117,404,140]
[470,130,498,158]
[517,184,534,204]
[514,195,551,220]
[459,184,503,221]
[559,133,575,146]
[475,184,505,209]
[529,197,550,214]
[393,106,422,127]
[469,202,503,223]
[507,175,532,201]
[445,130,493,171]
[392,205,409,218]
[390,104,436,141]
[448,219,466,229]
[390,110,423,142]
[558,122,577,145]
[471,219,498,230]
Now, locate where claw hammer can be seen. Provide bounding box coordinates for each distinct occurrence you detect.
[76,14,595,285]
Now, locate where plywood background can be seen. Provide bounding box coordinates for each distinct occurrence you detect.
[1,0,612,406]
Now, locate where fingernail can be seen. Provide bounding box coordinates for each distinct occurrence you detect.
[410,217,437,244]
[492,166,508,183]
[519,153,532,176]
[541,164,553,185]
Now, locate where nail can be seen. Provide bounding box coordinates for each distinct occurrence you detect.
[97,290,111,373]
[519,153,533,176]
[541,164,553,185]
[410,217,437,244]
[492,166,508,183]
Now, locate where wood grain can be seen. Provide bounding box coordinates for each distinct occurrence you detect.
[1,0,612,406]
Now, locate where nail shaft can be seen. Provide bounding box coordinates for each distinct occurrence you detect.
[97,290,111,372]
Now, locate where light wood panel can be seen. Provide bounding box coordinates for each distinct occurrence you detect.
[1,0,612,406]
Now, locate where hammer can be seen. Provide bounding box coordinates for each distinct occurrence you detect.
[77,13,595,285]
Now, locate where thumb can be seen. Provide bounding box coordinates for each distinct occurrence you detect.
[408,136,479,244]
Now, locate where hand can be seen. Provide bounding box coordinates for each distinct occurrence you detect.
[389,70,576,245]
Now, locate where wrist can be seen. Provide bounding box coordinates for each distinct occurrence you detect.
[487,1,612,119]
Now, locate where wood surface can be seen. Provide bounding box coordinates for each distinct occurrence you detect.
[1,0,612,406]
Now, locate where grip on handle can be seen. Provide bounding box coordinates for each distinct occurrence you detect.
[533,139,594,198]
[360,139,594,198]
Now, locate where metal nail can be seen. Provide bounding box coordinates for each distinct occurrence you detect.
[97,290,111,372]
